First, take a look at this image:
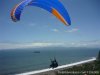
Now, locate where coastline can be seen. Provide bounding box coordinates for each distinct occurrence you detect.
[16,57,96,75]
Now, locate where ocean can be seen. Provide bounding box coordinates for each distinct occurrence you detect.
[0,47,99,75]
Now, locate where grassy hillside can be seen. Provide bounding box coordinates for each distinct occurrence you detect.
[56,60,100,75]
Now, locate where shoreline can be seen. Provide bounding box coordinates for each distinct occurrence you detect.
[16,57,96,75]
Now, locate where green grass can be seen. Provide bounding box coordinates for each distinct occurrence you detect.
[56,60,100,75]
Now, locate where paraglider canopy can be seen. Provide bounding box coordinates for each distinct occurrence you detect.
[11,0,71,25]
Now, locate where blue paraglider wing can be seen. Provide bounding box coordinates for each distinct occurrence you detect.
[11,0,71,25]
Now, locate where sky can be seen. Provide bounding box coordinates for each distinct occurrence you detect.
[0,0,100,49]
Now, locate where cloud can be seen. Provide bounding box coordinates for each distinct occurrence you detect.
[65,40,100,48]
[32,42,63,47]
[0,40,100,50]
[65,28,79,33]
[52,29,59,32]
[0,42,63,50]
[51,28,78,33]
[0,43,33,50]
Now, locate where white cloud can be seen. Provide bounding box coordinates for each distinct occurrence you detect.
[65,28,79,33]
[51,28,78,33]
[66,40,100,48]
[0,42,63,50]
[52,29,59,32]
[0,40,100,50]
[0,43,33,50]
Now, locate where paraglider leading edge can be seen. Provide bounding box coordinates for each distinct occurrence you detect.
[11,0,71,26]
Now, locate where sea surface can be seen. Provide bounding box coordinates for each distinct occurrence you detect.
[0,47,99,75]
